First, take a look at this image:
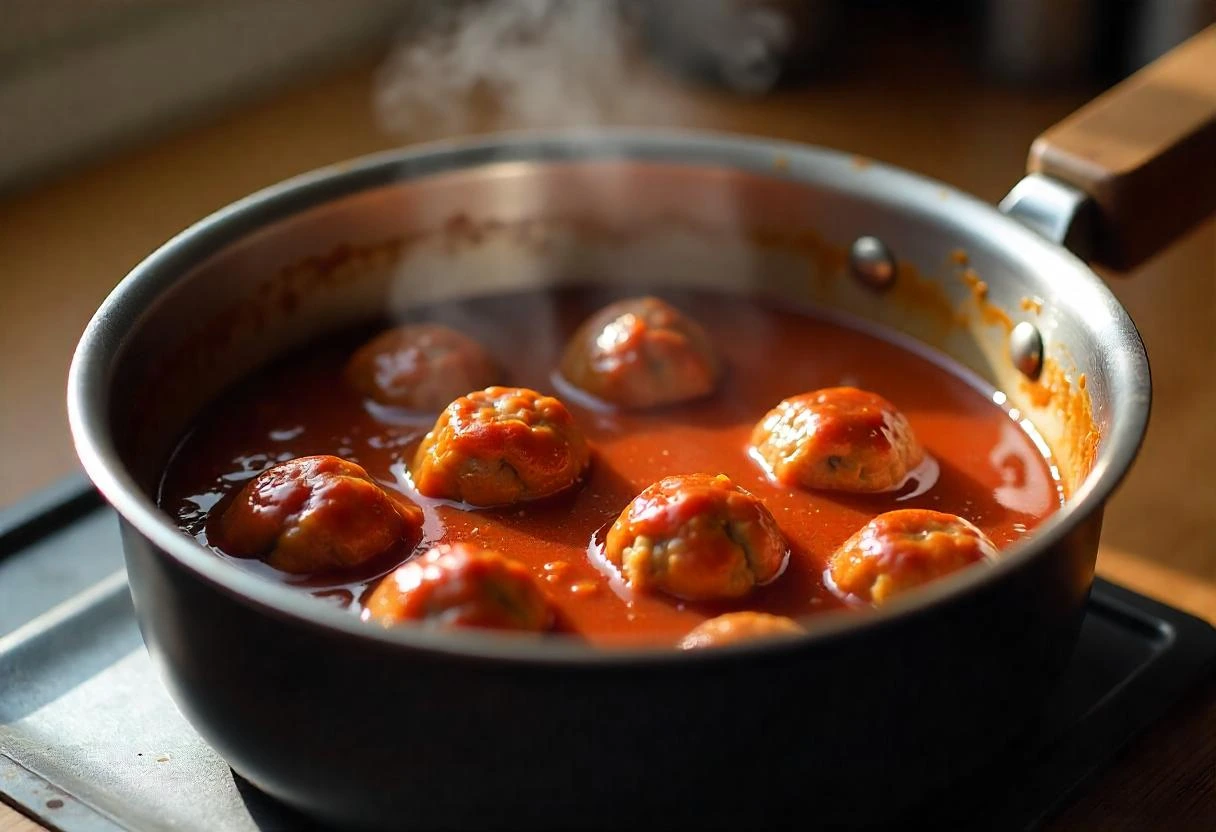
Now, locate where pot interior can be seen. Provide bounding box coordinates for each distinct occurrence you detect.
[93,134,1145,581]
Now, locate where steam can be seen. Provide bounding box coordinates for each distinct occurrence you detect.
[375,0,687,137]
[373,0,776,339]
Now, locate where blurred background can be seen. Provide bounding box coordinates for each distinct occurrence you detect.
[3,0,1212,192]
[0,0,1212,594]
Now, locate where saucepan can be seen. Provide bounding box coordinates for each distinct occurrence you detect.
[68,29,1214,830]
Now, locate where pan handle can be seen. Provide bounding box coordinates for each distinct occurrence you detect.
[1000,24,1216,272]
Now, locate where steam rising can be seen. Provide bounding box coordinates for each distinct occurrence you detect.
[375,0,688,137]
[373,1,773,344]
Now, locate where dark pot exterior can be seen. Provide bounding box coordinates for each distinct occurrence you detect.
[122,506,1099,829]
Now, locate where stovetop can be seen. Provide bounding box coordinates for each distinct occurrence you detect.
[1,478,1214,831]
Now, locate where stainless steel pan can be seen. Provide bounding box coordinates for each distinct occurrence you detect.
[67,29,1215,830]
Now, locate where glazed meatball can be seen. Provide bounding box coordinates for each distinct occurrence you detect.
[749,387,923,493]
[559,297,720,409]
[679,612,805,649]
[345,323,498,412]
[212,455,423,574]
[411,387,590,506]
[363,543,556,632]
[604,474,789,601]
[827,509,998,605]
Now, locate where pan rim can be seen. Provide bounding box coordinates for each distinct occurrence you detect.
[66,127,1151,666]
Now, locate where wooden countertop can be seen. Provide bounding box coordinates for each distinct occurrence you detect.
[1,37,1213,831]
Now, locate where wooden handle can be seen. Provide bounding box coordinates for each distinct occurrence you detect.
[1028,25,1216,271]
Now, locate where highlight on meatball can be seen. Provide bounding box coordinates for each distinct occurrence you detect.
[345,323,498,412]
[604,473,789,601]
[411,386,590,506]
[827,509,998,605]
[749,387,923,493]
[679,612,805,650]
[363,543,556,632]
[559,296,721,409]
[211,455,423,575]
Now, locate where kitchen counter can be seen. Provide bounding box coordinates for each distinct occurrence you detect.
[1,35,1213,831]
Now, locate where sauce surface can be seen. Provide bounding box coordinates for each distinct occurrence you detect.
[159,288,1063,646]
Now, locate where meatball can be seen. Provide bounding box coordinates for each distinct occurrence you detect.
[363,543,556,632]
[212,455,423,574]
[411,387,590,506]
[749,387,923,493]
[559,296,720,409]
[345,323,498,412]
[827,509,998,605]
[604,474,789,601]
[679,612,805,649]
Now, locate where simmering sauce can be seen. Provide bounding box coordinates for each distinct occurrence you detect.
[159,287,1063,646]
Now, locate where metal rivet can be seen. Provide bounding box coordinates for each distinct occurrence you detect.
[849,236,896,291]
[1010,321,1044,380]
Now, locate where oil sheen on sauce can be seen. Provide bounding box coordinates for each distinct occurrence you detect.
[158,288,1063,647]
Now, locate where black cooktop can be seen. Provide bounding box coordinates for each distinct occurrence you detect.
[1,479,1213,831]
